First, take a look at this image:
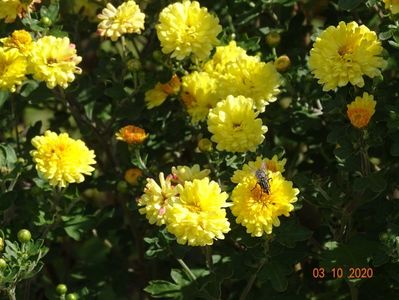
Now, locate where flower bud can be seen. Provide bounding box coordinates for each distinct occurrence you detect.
[266,32,281,48]
[274,55,291,72]
[198,138,213,152]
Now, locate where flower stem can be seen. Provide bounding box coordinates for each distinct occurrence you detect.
[205,245,213,272]
[7,287,16,300]
[177,258,196,282]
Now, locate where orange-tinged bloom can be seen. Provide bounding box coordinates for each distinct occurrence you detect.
[347,92,376,129]
[160,74,181,95]
[124,168,143,186]
[115,125,148,144]
[1,30,33,54]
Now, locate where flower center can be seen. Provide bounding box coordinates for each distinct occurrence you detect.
[338,44,354,57]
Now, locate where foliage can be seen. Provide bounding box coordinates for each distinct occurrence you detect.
[1,0,399,299]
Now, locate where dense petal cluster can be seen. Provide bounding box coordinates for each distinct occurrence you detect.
[231,172,299,237]
[30,131,96,188]
[171,164,210,184]
[138,173,177,226]
[0,47,27,92]
[309,21,386,91]
[145,74,181,109]
[0,0,41,23]
[29,36,82,89]
[347,92,376,129]
[97,1,145,41]
[156,0,222,60]
[231,155,287,184]
[181,71,219,123]
[384,0,399,14]
[166,178,230,246]
[115,125,148,144]
[207,95,267,152]
[0,30,33,54]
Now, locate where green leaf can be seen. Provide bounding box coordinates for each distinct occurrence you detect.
[274,219,313,248]
[338,0,364,10]
[261,262,289,292]
[379,30,393,41]
[144,280,181,298]
[20,80,40,98]
[0,90,9,109]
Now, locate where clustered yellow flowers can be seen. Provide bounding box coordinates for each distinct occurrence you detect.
[347,92,376,129]
[156,0,222,61]
[97,1,145,41]
[308,21,386,91]
[0,0,41,23]
[0,30,82,92]
[30,131,96,188]
[138,165,231,246]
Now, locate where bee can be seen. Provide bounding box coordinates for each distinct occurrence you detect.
[252,163,271,195]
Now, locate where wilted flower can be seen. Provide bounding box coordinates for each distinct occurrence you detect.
[30,131,96,188]
[124,168,143,186]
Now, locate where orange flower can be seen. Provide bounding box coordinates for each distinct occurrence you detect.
[115,125,148,144]
[347,92,376,129]
[124,168,143,185]
[160,74,181,95]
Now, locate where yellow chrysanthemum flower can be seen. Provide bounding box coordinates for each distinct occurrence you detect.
[29,36,82,89]
[97,1,145,41]
[0,0,41,23]
[124,168,142,186]
[170,164,210,184]
[166,178,230,246]
[0,47,27,92]
[138,172,177,226]
[156,0,222,60]
[231,172,299,237]
[308,21,386,91]
[347,92,376,129]
[1,30,33,54]
[115,125,148,144]
[231,155,287,184]
[204,41,280,112]
[181,71,219,123]
[30,131,96,188]
[207,95,268,153]
[384,0,399,14]
[145,74,181,109]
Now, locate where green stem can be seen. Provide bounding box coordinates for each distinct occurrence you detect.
[176,258,196,282]
[205,245,213,272]
[7,287,16,300]
[10,95,20,153]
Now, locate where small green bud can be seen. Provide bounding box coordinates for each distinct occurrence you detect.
[66,293,78,300]
[266,32,281,48]
[0,258,7,269]
[40,17,52,27]
[17,229,31,243]
[127,59,141,71]
[0,238,4,252]
[198,138,213,152]
[56,284,68,295]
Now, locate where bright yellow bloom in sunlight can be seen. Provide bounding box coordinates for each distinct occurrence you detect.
[166,178,230,246]
[30,131,96,188]
[97,1,145,41]
[309,21,386,91]
[0,0,41,23]
[29,36,82,89]
[170,164,210,184]
[231,172,299,237]
[0,47,27,92]
[115,125,148,144]
[124,168,143,186]
[207,95,267,153]
[181,71,219,123]
[138,172,177,226]
[231,155,287,184]
[145,74,181,109]
[1,30,33,54]
[347,92,376,129]
[156,0,222,60]
[203,41,247,74]
[383,0,399,14]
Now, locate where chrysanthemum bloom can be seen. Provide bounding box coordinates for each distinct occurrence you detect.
[308,21,386,91]
[138,172,177,226]
[29,36,82,89]
[156,0,222,60]
[231,172,299,237]
[0,0,41,23]
[231,155,287,184]
[30,131,96,188]
[144,74,181,109]
[0,47,27,92]
[347,92,376,129]
[166,178,230,246]
[383,0,399,14]
[181,71,219,123]
[170,164,210,184]
[207,95,268,153]
[97,1,145,41]
[115,125,148,144]
[203,41,247,74]
[124,168,142,186]
[0,30,33,54]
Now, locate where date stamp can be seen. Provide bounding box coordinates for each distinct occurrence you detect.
[312,267,374,279]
